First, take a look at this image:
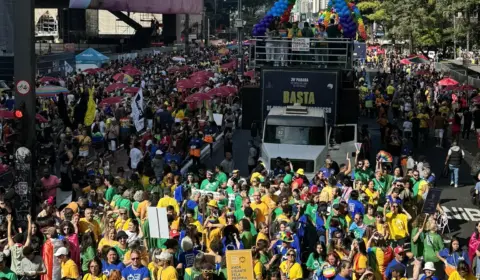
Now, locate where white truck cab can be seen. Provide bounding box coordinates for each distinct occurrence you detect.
[261,105,357,178]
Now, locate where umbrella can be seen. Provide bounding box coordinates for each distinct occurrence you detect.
[121,65,138,71]
[441,85,458,91]
[191,71,214,78]
[408,56,430,64]
[0,110,48,123]
[459,84,476,91]
[124,68,142,76]
[415,70,431,76]
[105,83,128,93]
[176,79,195,89]
[123,87,140,95]
[83,68,104,74]
[38,76,59,83]
[244,71,255,78]
[207,87,234,98]
[99,97,123,106]
[172,56,186,62]
[218,86,237,94]
[472,95,480,104]
[438,78,459,86]
[184,93,213,103]
[376,150,393,162]
[167,66,181,74]
[400,59,411,65]
[113,73,133,83]
[36,86,69,97]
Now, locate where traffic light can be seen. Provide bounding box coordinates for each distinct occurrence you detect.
[13,102,27,146]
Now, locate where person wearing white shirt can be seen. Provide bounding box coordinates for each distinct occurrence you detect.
[403,119,412,139]
[129,142,143,170]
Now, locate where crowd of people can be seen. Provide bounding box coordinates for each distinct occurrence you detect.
[0,38,479,280]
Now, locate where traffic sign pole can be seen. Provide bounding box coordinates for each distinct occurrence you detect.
[14,0,36,225]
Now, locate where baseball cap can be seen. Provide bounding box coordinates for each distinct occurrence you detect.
[170,229,180,238]
[158,251,172,261]
[116,231,128,240]
[155,150,163,155]
[394,246,404,254]
[54,247,69,257]
[146,140,153,146]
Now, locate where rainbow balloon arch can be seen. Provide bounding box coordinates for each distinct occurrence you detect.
[252,0,367,40]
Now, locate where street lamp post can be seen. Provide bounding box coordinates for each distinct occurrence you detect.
[236,0,244,77]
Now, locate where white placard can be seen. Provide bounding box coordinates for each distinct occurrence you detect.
[213,113,223,127]
[292,38,310,52]
[147,207,169,239]
[131,88,145,131]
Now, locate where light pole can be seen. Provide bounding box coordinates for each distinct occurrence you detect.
[236,0,244,77]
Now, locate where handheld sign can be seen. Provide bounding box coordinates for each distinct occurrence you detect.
[226,250,254,280]
[147,207,169,239]
[422,188,443,214]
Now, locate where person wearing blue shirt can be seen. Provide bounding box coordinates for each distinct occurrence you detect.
[438,238,470,267]
[349,213,367,239]
[121,251,150,280]
[420,262,439,280]
[177,237,199,269]
[347,191,365,218]
[333,261,352,280]
[384,246,408,279]
[102,250,126,276]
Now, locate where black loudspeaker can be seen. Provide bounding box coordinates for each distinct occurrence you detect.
[58,9,86,42]
[337,88,359,124]
[162,15,177,44]
[241,86,262,130]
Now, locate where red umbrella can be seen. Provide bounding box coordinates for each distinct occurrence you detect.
[218,86,237,94]
[400,59,411,65]
[184,93,213,103]
[207,88,234,98]
[191,71,214,78]
[124,68,142,76]
[459,84,476,91]
[121,65,138,71]
[472,95,480,104]
[167,66,181,74]
[105,83,128,93]
[176,79,195,90]
[191,76,208,85]
[441,85,458,91]
[123,87,140,95]
[112,73,132,82]
[244,71,255,78]
[438,78,459,86]
[83,68,104,74]
[0,111,48,123]
[99,97,123,106]
[39,76,58,83]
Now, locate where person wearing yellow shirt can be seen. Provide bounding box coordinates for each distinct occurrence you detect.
[82,258,107,280]
[78,208,102,242]
[97,228,119,252]
[417,110,430,144]
[156,251,178,280]
[384,202,412,241]
[115,209,131,232]
[448,261,476,280]
[55,247,80,280]
[156,188,179,214]
[279,249,303,280]
[147,249,162,280]
[256,222,269,244]
[251,192,269,224]
[387,83,395,97]
[124,242,150,267]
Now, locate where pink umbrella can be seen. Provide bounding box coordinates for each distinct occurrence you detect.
[99,97,123,106]
[217,86,237,94]
[441,85,458,91]
[121,65,138,71]
[177,80,195,90]
[123,87,140,95]
[400,59,411,65]
[438,78,459,86]
[112,73,132,82]
[105,83,128,93]
[184,93,213,103]
[459,84,476,91]
[472,95,480,104]
[39,76,59,83]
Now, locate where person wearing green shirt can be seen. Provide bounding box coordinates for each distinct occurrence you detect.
[114,231,129,260]
[239,219,254,249]
[306,243,326,273]
[215,166,228,185]
[104,182,116,203]
[234,197,250,222]
[0,254,17,280]
[410,216,426,260]
[325,204,347,231]
[422,221,444,263]
[200,171,219,191]
[80,234,96,273]
[373,172,388,198]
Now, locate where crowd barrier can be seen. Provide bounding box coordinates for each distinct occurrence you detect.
[435,62,480,89]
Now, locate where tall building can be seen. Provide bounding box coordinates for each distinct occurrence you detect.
[0,0,14,54]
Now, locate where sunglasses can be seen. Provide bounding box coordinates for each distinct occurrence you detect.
[202,270,214,273]
[131,257,140,260]
[287,254,295,256]
[120,212,127,215]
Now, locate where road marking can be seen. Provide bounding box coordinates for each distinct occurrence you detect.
[442,206,480,222]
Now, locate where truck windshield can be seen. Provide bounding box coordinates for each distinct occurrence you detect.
[264,125,326,145]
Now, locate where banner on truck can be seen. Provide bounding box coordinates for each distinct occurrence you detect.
[261,69,339,122]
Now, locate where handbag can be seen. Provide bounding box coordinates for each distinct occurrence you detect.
[441,165,449,178]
